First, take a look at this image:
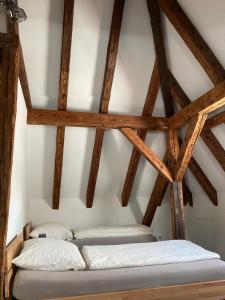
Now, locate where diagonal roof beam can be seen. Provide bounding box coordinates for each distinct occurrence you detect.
[53,0,75,209]
[189,157,218,206]
[170,72,225,171]
[147,0,173,117]
[204,111,225,130]
[7,19,32,112]
[0,32,18,49]
[158,0,225,85]
[121,61,160,207]
[148,0,187,236]
[86,0,125,208]
[174,113,208,181]
[170,80,225,128]
[120,128,173,182]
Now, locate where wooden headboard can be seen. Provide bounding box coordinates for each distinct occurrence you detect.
[4,222,32,299]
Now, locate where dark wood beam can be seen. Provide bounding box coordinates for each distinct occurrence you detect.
[204,111,225,130]
[147,0,173,116]
[142,172,168,226]
[7,19,32,112]
[189,157,218,206]
[170,181,186,239]
[175,114,208,182]
[159,0,225,85]
[168,129,186,239]
[170,80,225,128]
[147,0,187,235]
[0,32,19,49]
[27,109,169,131]
[53,0,75,210]
[0,47,19,297]
[120,128,173,182]
[86,0,125,208]
[183,182,193,207]
[170,71,225,172]
[122,61,160,207]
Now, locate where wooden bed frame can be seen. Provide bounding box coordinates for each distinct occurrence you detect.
[4,222,225,300]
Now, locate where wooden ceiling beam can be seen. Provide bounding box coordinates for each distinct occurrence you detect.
[158,0,225,85]
[147,0,173,116]
[168,129,186,239]
[27,109,169,131]
[121,61,160,207]
[0,32,19,49]
[169,80,225,128]
[7,19,32,112]
[142,151,193,227]
[142,172,168,226]
[204,111,225,130]
[170,72,225,172]
[0,47,19,297]
[86,0,125,208]
[53,0,75,209]
[174,113,208,182]
[188,157,218,206]
[120,128,173,182]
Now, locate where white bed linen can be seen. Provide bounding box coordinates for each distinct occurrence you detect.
[74,225,152,239]
[82,240,220,270]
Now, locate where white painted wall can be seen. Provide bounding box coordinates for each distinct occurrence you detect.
[7,83,29,244]
[2,0,225,253]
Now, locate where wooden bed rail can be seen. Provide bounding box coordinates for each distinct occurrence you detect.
[53,280,225,300]
[4,222,32,299]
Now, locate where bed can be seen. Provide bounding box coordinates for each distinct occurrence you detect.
[4,223,225,300]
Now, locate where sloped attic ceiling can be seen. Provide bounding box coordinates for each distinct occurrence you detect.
[13,0,225,226]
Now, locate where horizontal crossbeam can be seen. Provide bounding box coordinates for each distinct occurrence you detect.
[27,109,169,130]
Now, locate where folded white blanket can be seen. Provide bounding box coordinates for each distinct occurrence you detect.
[74,225,152,239]
[82,240,220,270]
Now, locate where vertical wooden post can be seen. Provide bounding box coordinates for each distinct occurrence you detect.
[168,129,186,239]
[0,46,19,297]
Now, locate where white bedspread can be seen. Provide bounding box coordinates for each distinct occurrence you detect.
[82,240,220,270]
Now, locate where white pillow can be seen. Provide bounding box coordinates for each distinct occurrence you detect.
[73,225,152,239]
[12,238,86,271]
[29,222,73,241]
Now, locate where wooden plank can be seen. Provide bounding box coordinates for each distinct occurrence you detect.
[189,157,218,206]
[147,0,173,116]
[53,280,225,300]
[142,173,168,226]
[53,0,75,209]
[142,149,192,227]
[170,181,186,239]
[169,80,225,128]
[7,19,32,112]
[0,33,19,49]
[159,0,225,85]
[27,109,169,131]
[168,129,185,239]
[170,71,225,172]
[120,128,173,182]
[122,61,160,207]
[0,47,19,298]
[201,130,225,171]
[175,114,208,181]
[86,0,125,208]
[204,111,225,130]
